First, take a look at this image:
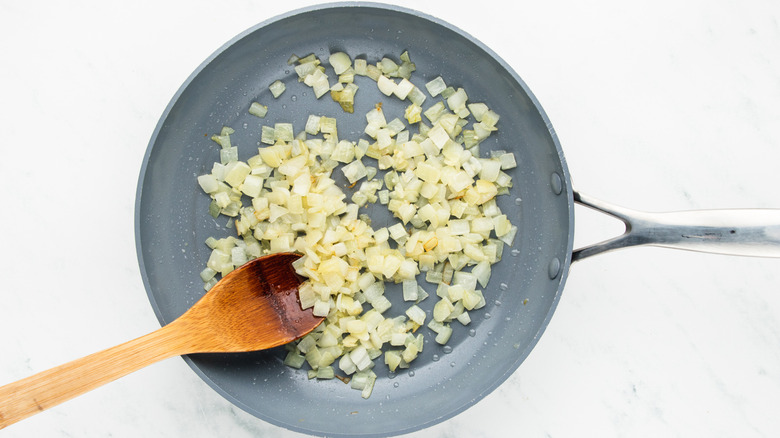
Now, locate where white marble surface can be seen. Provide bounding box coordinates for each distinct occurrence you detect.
[2,1,780,437]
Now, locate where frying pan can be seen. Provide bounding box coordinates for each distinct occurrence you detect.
[134,3,780,437]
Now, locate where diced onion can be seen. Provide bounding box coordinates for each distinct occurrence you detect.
[269,80,286,98]
[425,76,447,97]
[197,48,518,399]
[377,75,397,96]
[249,102,268,118]
[329,52,352,75]
[405,304,426,325]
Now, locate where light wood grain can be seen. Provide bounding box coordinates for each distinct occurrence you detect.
[0,252,322,429]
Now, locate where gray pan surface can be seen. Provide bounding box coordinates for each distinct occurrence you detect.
[135,3,573,436]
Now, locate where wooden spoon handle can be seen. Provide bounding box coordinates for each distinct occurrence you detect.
[0,322,189,429]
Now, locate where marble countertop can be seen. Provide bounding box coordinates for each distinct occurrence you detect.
[2,1,779,437]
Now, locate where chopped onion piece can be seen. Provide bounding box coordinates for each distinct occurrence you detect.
[354,58,368,75]
[342,159,368,184]
[433,297,454,322]
[380,57,399,74]
[402,279,418,301]
[249,102,268,118]
[384,350,402,372]
[405,304,426,325]
[224,161,251,188]
[316,366,335,379]
[499,152,517,169]
[394,78,415,100]
[365,64,382,81]
[312,299,331,317]
[446,88,468,112]
[350,346,373,371]
[434,324,452,345]
[284,350,306,369]
[197,174,219,194]
[377,75,397,96]
[329,52,352,75]
[499,225,518,246]
[361,372,377,399]
[425,76,447,97]
[269,80,286,98]
[407,86,427,106]
[427,124,450,150]
[260,126,275,145]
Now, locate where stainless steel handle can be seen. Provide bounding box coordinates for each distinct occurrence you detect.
[572,191,780,262]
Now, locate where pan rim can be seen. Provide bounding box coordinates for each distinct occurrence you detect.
[134,2,575,436]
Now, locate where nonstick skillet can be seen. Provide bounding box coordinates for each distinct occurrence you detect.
[135,3,780,437]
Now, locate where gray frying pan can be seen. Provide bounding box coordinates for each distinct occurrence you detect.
[134,3,780,437]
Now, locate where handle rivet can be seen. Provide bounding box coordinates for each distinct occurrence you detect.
[548,257,561,279]
[550,172,563,195]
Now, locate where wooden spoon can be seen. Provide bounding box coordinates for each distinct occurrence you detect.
[0,252,323,429]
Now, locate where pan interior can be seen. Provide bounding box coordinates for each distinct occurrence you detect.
[135,3,573,437]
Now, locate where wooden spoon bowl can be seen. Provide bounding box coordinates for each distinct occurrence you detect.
[0,252,322,429]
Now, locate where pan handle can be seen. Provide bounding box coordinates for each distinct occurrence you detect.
[572,191,780,262]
